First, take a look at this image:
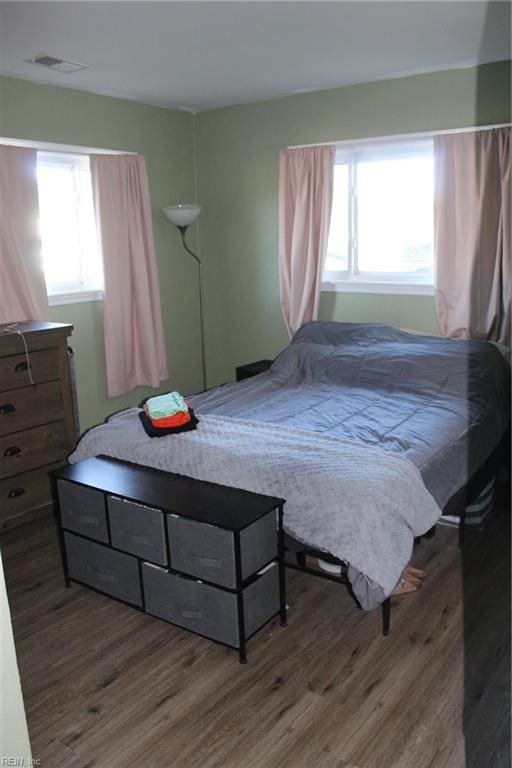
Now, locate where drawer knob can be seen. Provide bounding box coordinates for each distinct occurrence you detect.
[3,446,20,458]
[14,361,31,372]
[7,487,25,499]
[0,404,15,415]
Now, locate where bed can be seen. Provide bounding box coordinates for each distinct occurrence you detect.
[70,322,510,616]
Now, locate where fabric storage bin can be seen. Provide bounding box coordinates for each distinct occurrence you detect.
[108,496,167,565]
[64,531,142,606]
[142,561,280,648]
[167,510,278,588]
[239,512,278,580]
[243,564,280,638]
[58,480,108,543]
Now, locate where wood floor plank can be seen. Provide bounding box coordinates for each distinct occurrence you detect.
[1,494,509,768]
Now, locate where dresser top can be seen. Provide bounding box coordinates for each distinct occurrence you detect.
[51,456,285,531]
[0,321,73,337]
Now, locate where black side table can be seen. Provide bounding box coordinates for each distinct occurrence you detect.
[236,359,273,381]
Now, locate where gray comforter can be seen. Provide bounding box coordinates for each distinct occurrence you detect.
[70,411,440,608]
[70,322,510,611]
[192,322,510,510]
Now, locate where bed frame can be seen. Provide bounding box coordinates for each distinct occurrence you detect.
[285,428,510,636]
[443,428,510,546]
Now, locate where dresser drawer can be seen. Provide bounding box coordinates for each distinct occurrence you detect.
[58,480,108,543]
[142,562,280,648]
[168,517,235,588]
[243,565,281,639]
[167,510,278,588]
[108,496,167,565]
[65,532,142,606]
[0,462,62,527]
[0,422,68,479]
[0,380,64,436]
[0,347,59,393]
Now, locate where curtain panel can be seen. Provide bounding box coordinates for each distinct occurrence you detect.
[90,154,169,397]
[434,127,511,347]
[279,145,335,338]
[0,145,49,323]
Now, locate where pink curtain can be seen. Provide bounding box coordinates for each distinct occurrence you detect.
[279,145,335,337]
[0,145,49,322]
[90,154,168,397]
[435,128,511,347]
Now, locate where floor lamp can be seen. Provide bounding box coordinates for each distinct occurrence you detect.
[162,204,206,391]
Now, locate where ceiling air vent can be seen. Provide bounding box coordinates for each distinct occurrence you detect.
[30,54,87,73]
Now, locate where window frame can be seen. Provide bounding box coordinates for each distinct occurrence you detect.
[322,137,435,296]
[36,151,104,305]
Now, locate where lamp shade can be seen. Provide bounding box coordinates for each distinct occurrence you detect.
[163,204,201,227]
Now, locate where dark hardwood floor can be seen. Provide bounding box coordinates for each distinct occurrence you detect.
[1,490,509,768]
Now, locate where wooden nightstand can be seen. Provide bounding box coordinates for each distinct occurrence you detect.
[236,359,273,382]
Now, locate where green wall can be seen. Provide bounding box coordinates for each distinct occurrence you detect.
[195,60,511,384]
[0,75,198,429]
[1,61,510,424]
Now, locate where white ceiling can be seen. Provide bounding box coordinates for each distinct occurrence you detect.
[0,1,510,113]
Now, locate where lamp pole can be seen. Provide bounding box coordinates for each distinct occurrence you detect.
[162,205,205,393]
[177,224,207,392]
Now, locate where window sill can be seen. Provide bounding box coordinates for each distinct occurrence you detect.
[48,290,103,306]
[321,281,434,296]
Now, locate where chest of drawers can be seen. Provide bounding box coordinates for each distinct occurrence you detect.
[0,321,76,530]
[51,456,287,663]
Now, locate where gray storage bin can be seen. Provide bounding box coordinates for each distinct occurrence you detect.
[244,564,280,638]
[167,517,235,588]
[58,480,108,543]
[167,510,278,588]
[142,561,279,648]
[108,496,167,565]
[64,532,142,606]
[240,512,278,581]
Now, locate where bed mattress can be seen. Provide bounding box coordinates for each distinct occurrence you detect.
[69,322,510,611]
[191,322,510,510]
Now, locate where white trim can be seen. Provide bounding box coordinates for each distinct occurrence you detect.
[48,289,103,306]
[321,280,434,296]
[0,136,135,156]
[335,137,433,163]
[287,123,511,151]
[37,150,91,167]
[323,268,435,286]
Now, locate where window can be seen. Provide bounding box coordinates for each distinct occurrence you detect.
[323,138,434,294]
[37,152,103,304]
